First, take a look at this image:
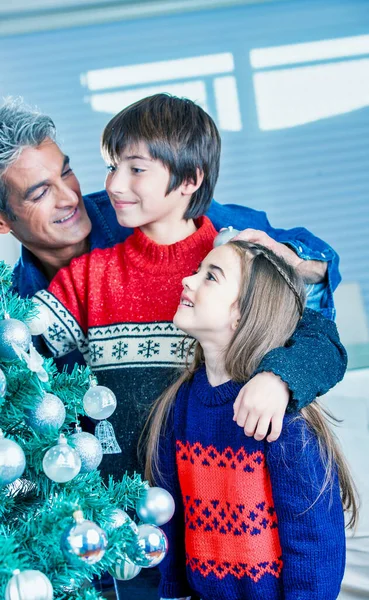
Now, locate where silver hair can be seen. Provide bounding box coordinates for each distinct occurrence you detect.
[0,97,56,218]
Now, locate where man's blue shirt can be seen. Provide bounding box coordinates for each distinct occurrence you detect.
[12,190,340,369]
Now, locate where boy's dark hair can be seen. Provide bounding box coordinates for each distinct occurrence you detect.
[101,93,221,219]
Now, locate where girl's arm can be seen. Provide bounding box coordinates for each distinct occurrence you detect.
[155,402,192,600]
[266,414,346,599]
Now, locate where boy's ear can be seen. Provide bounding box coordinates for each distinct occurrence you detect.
[181,168,204,196]
[0,212,11,235]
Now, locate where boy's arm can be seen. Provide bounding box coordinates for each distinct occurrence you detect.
[266,415,346,599]
[33,255,89,360]
[234,309,347,441]
[155,402,192,600]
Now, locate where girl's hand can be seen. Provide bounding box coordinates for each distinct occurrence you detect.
[233,372,289,442]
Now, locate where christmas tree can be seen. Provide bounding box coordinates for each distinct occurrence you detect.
[0,262,173,599]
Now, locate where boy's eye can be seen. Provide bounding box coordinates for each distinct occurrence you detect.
[132,167,144,174]
[106,165,116,173]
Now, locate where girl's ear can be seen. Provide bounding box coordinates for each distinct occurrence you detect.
[230,302,241,331]
[181,168,204,196]
[0,212,11,235]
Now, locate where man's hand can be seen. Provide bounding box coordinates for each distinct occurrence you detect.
[233,372,289,442]
[233,228,327,283]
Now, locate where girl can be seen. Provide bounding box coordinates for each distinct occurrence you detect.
[144,240,357,600]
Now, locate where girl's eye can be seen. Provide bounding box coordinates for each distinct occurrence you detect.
[106,165,116,173]
[206,271,216,282]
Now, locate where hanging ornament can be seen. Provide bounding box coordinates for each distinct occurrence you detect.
[26,302,51,336]
[12,343,48,383]
[27,393,66,433]
[213,226,240,248]
[61,509,108,564]
[108,508,138,533]
[83,380,117,420]
[0,315,31,361]
[0,430,26,487]
[5,569,53,600]
[0,367,7,398]
[69,426,103,473]
[135,524,168,568]
[136,486,175,526]
[94,420,121,454]
[42,433,81,483]
[110,555,141,581]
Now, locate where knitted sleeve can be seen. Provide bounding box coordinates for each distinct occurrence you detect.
[156,392,193,600]
[253,308,347,411]
[266,415,346,599]
[33,255,89,359]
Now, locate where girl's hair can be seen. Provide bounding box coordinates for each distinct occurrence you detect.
[143,240,358,527]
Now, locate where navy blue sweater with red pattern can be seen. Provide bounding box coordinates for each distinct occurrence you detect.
[158,365,346,600]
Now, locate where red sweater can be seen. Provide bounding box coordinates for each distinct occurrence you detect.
[35,217,217,479]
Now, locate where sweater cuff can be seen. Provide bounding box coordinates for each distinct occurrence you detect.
[159,580,192,598]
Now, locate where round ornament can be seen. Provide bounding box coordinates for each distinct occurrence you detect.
[136,486,175,526]
[83,383,117,420]
[109,508,138,533]
[27,393,66,433]
[5,569,53,600]
[110,555,141,581]
[0,367,6,398]
[69,426,103,473]
[43,434,81,483]
[0,430,26,487]
[26,304,51,336]
[61,510,108,564]
[0,316,31,361]
[213,226,240,248]
[135,523,168,568]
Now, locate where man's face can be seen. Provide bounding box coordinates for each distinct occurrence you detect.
[2,139,91,252]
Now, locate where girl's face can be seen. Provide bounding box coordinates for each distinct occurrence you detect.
[174,245,242,346]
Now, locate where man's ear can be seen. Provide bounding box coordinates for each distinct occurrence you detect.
[0,212,11,235]
[181,168,204,196]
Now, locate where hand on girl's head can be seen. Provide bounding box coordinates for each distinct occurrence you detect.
[233,372,289,442]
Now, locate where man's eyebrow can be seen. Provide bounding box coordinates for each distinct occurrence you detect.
[209,263,226,279]
[23,155,70,200]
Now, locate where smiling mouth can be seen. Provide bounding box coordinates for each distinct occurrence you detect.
[180,297,194,307]
[54,208,77,224]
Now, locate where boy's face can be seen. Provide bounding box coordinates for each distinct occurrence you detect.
[105,142,193,231]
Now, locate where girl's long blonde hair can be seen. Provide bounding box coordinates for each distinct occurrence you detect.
[143,241,358,527]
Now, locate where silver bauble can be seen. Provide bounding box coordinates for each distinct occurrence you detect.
[213,226,240,247]
[0,317,31,361]
[69,427,103,473]
[110,555,141,581]
[135,523,168,568]
[0,430,26,487]
[26,303,51,336]
[61,510,108,564]
[109,508,138,533]
[42,434,81,483]
[83,385,117,420]
[27,393,66,433]
[136,486,175,526]
[0,367,6,398]
[5,569,53,600]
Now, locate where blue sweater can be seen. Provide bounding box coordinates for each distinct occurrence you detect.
[158,365,346,600]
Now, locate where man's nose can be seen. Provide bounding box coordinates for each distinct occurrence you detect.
[55,180,80,207]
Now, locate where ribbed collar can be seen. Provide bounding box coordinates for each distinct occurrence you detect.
[122,216,217,273]
[192,364,244,407]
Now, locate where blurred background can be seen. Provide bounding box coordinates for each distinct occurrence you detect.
[0,0,368,597]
